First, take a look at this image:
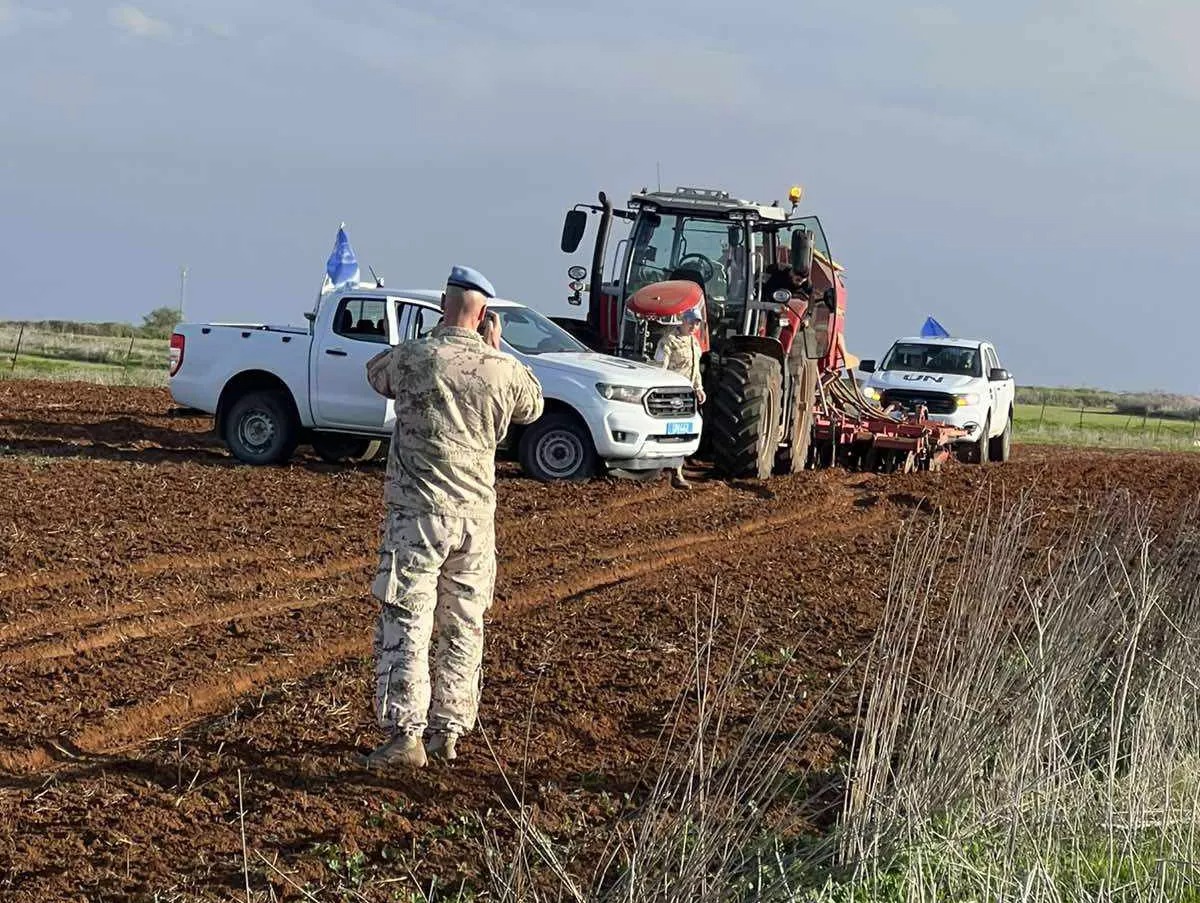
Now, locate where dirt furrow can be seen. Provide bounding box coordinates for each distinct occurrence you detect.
[0,554,374,648]
[499,493,876,614]
[0,634,365,775]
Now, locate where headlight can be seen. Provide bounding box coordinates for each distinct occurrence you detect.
[596,383,647,404]
[955,393,981,407]
[861,385,881,401]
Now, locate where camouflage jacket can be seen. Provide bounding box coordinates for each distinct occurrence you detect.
[366,325,544,518]
[654,331,703,392]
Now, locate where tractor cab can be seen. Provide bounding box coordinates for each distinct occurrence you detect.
[560,186,844,372]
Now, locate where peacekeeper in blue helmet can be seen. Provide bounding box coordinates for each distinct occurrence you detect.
[363,265,544,767]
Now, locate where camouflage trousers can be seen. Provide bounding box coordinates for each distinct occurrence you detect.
[371,509,497,739]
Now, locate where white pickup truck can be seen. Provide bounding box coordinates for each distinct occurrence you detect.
[168,286,701,480]
[857,336,1016,464]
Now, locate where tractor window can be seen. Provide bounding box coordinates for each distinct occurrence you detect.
[775,217,831,270]
[624,213,749,307]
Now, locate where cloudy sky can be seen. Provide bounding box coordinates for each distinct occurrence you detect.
[1,1,1196,390]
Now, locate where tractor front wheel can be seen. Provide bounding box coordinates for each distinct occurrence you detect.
[775,357,818,475]
[710,352,782,480]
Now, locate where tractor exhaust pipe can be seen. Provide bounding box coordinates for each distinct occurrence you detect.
[587,191,613,333]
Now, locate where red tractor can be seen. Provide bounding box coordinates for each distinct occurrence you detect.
[557,185,961,479]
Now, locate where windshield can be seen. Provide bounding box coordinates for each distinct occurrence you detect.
[624,212,750,307]
[881,342,982,377]
[495,306,586,355]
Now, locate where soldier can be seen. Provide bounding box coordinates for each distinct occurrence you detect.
[654,309,706,489]
[362,265,544,768]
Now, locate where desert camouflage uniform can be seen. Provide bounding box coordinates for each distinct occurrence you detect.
[654,331,703,394]
[654,330,703,485]
[366,325,543,739]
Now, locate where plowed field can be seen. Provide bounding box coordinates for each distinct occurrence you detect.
[1,380,1196,901]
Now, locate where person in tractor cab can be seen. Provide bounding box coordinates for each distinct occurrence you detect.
[654,309,706,489]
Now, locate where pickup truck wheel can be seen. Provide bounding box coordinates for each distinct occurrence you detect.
[224,390,299,465]
[312,433,382,465]
[958,413,991,465]
[518,414,596,482]
[989,408,1012,463]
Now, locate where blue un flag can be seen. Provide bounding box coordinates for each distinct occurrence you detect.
[921,316,950,338]
[324,224,360,291]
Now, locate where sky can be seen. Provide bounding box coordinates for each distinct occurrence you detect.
[1,1,1197,391]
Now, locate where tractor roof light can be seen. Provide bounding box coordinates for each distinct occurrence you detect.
[789,185,804,206]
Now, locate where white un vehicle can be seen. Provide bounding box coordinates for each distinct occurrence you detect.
[857,336,1015,464]
[168,286,701,481]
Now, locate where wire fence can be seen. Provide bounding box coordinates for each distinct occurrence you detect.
[1014,391,1200,451]
[0,326,168,387]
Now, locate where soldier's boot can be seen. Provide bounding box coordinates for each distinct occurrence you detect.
[426,731,458,762]
[670,466,691,490]
[364,733,427,769]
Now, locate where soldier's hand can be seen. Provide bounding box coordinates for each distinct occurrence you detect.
[482,311,502,350]
[697,389,707,405]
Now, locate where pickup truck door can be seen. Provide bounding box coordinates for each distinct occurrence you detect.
[983,346,1003,433]
[990,345,1014,414]
[312,296,397,431]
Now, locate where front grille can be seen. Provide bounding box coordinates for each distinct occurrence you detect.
[645,387,698,418]
[880,389,957,415]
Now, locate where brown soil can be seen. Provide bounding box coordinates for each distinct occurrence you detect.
[0,380,1196,900]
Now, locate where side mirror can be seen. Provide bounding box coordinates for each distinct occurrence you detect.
[859,359,876,374]
[989,367,1011,382]
[790,229,814,279]
[561,210,587,253]
[822,287,837,311]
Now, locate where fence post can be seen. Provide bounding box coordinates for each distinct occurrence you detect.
[121,334,136,382]
[1079,404,1085,430]
[1192,416,1197,441]
[9,323,24,372]
[1038,396,1046,427]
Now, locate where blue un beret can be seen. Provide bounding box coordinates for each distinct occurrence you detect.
[446,265,496,299]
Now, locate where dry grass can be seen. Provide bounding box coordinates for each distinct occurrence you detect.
[465,492,1200,902]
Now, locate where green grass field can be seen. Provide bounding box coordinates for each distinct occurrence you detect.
[1014,402,1199,451]
[0,326,167,388]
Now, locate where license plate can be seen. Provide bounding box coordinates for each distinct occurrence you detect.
[667,421,694,436]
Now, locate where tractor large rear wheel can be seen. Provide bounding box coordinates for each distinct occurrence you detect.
[710,352,782,480]
[775,357,819,475]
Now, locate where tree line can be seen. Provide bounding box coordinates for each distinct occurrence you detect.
[0,307,183,340]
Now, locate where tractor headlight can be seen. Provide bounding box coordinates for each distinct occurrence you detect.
[596,383,647,404]
[955,393,981,407]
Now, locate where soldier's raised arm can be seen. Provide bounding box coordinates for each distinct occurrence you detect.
[366,347,398,399]
[509,361,544,426]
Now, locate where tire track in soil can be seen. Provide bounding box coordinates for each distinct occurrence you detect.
[0,547,305,599]
[499,484,727,579]
[0,634,365,775]
[0,554,375,648]
[0,590,352,667]
[497,486,887,615]
[0,488,625,603]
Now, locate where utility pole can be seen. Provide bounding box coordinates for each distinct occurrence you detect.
[179,266,188,316]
